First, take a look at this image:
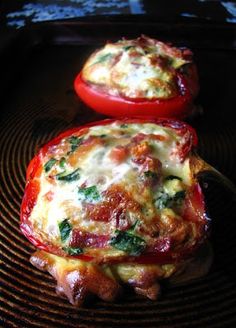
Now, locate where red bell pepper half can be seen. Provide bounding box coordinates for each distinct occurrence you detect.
[20,118,209,265]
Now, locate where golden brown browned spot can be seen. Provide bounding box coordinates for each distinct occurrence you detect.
[30,250,179,305]
[30,251,122,305]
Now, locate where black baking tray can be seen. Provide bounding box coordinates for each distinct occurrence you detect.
[1,17,236,328]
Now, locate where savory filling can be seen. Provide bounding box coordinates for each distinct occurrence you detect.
[27,121,205,263]
[82,35,192,99]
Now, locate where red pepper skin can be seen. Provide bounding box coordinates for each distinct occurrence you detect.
[133,183,209,265]
[74,72,197,119]
[20,118,207,265]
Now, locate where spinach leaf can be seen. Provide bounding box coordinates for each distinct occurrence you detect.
[94,53,112,64]
[165,175,182,181]
[56,168,80,182]
[155,190,186,209]
[59,157,66,169]
[58,219,72,242]
[120,124,128,128]
[110,230,146,256]
[44,158,57,173]
[63,246,83,255]
[123,45,135,51]
[78,185,101,203]
[173,190,186,205]
[67,136,83,154]
[155,192,172,210]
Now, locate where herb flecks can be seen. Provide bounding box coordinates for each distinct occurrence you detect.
[123,45,135,51]
[78,185,101,203]
[44,158,57,173]
[155,190,186,210]
[58,219,72,242]
[63,246,83,255]
[110,230,146,256]
[165,175,182,181]
[120,124,128,128]
[94,53,112,65]
[56,168,80,182]
[67,136,83,154]
[59,157,66,169]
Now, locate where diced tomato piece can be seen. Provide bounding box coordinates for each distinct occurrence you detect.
[44,191,54,202]
[109,146,128,163]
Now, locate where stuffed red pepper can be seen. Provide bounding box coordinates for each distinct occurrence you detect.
[74,36,199,119]
[21,118,211,305]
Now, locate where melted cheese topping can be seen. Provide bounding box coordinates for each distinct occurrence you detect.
[28,121,197,260]
[82,36,191,99]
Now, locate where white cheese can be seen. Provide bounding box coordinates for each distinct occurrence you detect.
[82,37,189,99]
[29,122,193,246]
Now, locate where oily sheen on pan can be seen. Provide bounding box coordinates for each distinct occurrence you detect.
[20,118,211,305]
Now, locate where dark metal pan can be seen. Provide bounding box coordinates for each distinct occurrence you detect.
[1,17,236,328]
